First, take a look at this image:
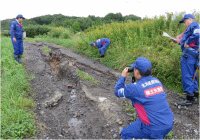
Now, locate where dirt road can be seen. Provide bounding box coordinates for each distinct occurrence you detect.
[23,41,199,139]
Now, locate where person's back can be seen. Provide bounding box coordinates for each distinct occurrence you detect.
[115,57,173,139]
[129,75,173,128]
[90,38,111,57]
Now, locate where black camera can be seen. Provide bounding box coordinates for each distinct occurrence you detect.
[128,67,134,72]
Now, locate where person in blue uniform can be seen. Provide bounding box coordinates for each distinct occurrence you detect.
[10,14,25,63]
[90,38,111,57]
[115,57,173,139]
[173,14,199,106]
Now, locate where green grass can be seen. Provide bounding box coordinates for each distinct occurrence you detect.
[26,36,77,50]
[165,131,174,139]
[77,70,99,85]
[42,46,51,53]
[1,37,36,139]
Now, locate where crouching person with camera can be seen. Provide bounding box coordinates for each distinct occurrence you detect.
[115,57,174,139]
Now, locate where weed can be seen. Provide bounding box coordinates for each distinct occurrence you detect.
[180,135,184,139]
[1,37,36,139]
[77,70,99,85]
[42,46,51,53]
[165,131,174,139]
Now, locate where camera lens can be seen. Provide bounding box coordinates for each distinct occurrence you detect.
[128,67,134,72]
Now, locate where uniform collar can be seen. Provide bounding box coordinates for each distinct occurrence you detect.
[139,75,152,81]
[16,19,19,23]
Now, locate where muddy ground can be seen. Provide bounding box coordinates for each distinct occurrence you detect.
[23,41,199,139]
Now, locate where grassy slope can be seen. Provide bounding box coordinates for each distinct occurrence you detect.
[1,37,36,139]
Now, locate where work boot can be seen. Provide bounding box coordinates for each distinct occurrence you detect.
[194,91,199,98]
[18,54,23,63]
[193,97,199,104]
[101,55,105,58]
[193,91,199,104]
[178,94,193,106]
[14,55,19,62]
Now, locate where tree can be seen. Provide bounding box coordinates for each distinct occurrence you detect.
[77,17,93,31]
[124,14,141,22]
[72,21,81,33]
[104,12,123,22]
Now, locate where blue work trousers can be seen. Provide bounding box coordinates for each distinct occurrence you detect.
[99,41,110,55]
[121,119,172,139]
[181,54,198,95]
[11,38,23,55]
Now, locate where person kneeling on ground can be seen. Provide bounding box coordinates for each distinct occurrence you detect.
[115,57,174,139]
[90,38,111,57]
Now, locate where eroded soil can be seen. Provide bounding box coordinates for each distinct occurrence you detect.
[23,41,199,139]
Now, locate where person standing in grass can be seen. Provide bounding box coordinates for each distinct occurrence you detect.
[115,57,174,139]
[172,14,199,106]
[90,38,111,57]
[10,14,25,63]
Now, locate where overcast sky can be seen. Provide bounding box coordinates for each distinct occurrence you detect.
[0,0,200,20]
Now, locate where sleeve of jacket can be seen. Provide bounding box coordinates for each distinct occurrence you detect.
[114,76,139,99]
[185,24,199,45]
[10,22,16,39]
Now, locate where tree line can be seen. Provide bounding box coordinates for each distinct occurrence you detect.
[1,13,141,32]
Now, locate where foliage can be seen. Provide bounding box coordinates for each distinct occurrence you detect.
[77,70,99,85]
[124,14,142,22]
[47,27,73,39]
[165,131,174,139]
[72,21,81,33]
[23,25,50,38]
[1,30,10,36]
[42,46,51,53]
[74,12,200,92]
[76,17,93,31]
[1,37,36,139]
[1,18,15,30]
[1,13,141,31]
[104,13,124,23]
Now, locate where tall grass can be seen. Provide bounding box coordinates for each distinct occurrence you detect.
[26,12,199,93]
[1,37,36,139]
[75,12,199,92]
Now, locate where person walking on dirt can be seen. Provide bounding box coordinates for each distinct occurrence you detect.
[90,38,111,57]
[172,14,199,106]
[115,57,174,139]
[10,14,25,63]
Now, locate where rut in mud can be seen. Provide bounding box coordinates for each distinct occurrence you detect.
[23,41,199,139]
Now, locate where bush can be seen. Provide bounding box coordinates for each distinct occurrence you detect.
[1,30,10,37]
[47,27,73,39]
[72,21,81,33]
[23,25,50,38]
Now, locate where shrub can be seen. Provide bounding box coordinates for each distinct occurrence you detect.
[23,25,50,38]
[1,30,10,37]
[47,27,73,39]
[72,21,81,33]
